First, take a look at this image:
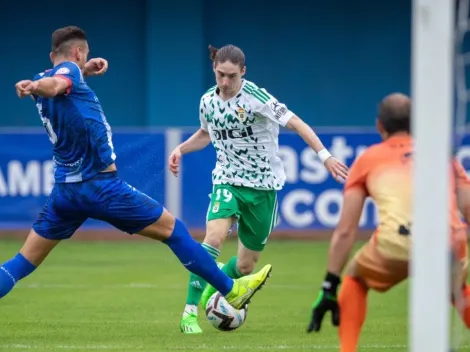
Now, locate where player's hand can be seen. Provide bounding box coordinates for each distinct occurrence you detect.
[15,80,38,98]
[168,147,182,177]
[324,157,349,183]
[84,58,108,76]
[307,272,341,333]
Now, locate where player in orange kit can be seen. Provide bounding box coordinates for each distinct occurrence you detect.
[306,93,470,352]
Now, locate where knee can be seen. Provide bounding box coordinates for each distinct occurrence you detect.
[204,235,223,250]
[137,210,177,241]
[20,229,60,267]
[204,228,226,250]
[345,259,358,277]
[343,261,369,292]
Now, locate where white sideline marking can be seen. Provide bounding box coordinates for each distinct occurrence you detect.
[6,319,165,324]
[0,344,425,350]
[15,283,312,290]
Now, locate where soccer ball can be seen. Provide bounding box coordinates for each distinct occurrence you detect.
[205,292,247,331]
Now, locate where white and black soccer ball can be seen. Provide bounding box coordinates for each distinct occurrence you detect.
[205,292,247,331]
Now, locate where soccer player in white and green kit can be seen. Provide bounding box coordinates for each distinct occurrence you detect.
[168,44,349,334]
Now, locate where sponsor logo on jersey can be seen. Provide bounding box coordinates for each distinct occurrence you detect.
[212,126,254,141]
[270,100,288,120]
[55,67,70,75]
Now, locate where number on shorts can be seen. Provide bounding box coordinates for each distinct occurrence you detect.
[215,188,233,202]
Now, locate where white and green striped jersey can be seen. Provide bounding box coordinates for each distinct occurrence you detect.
[199,79,294,190]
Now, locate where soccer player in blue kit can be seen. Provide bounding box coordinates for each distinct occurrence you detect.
[3,26,272,312]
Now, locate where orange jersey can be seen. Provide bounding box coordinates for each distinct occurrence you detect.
[344,135,469,260]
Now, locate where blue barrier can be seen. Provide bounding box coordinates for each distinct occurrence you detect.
[0,131,166,229]
[1,129,469,231]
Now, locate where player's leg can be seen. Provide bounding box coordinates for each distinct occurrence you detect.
[228,237,261,277]
[183,187,239,307]
[188,219,236,300]
[450,236,470,328]
[337,260,369,352]
[186,218,232,301]
[451,261,470,329]
[189,185,241,315]
[92,176,272,310]
[338,242,408,352]
[181,212,236,333]
[221,187,277,279]
[200,238,262,309]
[201,187,277,308]
[230,189,278,275]
[0,185,85,299]
[0,230,55,298]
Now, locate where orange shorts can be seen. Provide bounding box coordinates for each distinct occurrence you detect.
[353,238,468,293]
[353,241,408,292]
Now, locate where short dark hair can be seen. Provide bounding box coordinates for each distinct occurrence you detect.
[377,94,411,134]
[209,44,245,69]
[51,26,87,55]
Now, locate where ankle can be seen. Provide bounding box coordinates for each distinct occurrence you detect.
[183,304,198,317]
[225,280,238,298]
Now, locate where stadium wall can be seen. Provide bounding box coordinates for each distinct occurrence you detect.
[2,128,470,241]
[1,0,411,128]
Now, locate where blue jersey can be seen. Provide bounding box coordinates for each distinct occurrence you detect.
[33,61,116,183]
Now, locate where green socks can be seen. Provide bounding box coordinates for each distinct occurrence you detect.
[221,256,243,279]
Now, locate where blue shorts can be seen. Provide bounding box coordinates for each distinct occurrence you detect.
[33,172,164,240]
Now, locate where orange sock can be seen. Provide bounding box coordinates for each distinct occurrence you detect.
[338,276,368,352]
[454,284,470,329]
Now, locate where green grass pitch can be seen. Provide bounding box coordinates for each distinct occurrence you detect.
[1,239,411,351]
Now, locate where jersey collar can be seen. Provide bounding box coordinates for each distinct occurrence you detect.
[215,79,247,103]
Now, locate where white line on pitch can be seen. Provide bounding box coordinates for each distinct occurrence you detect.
[15,283,312,290]
[0,344,419,350]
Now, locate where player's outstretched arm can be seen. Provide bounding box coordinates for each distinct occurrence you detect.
[326,188,366,275]
[168,128,211,177]
[286,115,349,182]
[306,187,365,333]
[286,115,327,154]
[15,77,70,98]
[249,86,348,182]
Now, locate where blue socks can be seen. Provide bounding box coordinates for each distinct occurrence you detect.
[163,219,233,296]
[0,253,36,298]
